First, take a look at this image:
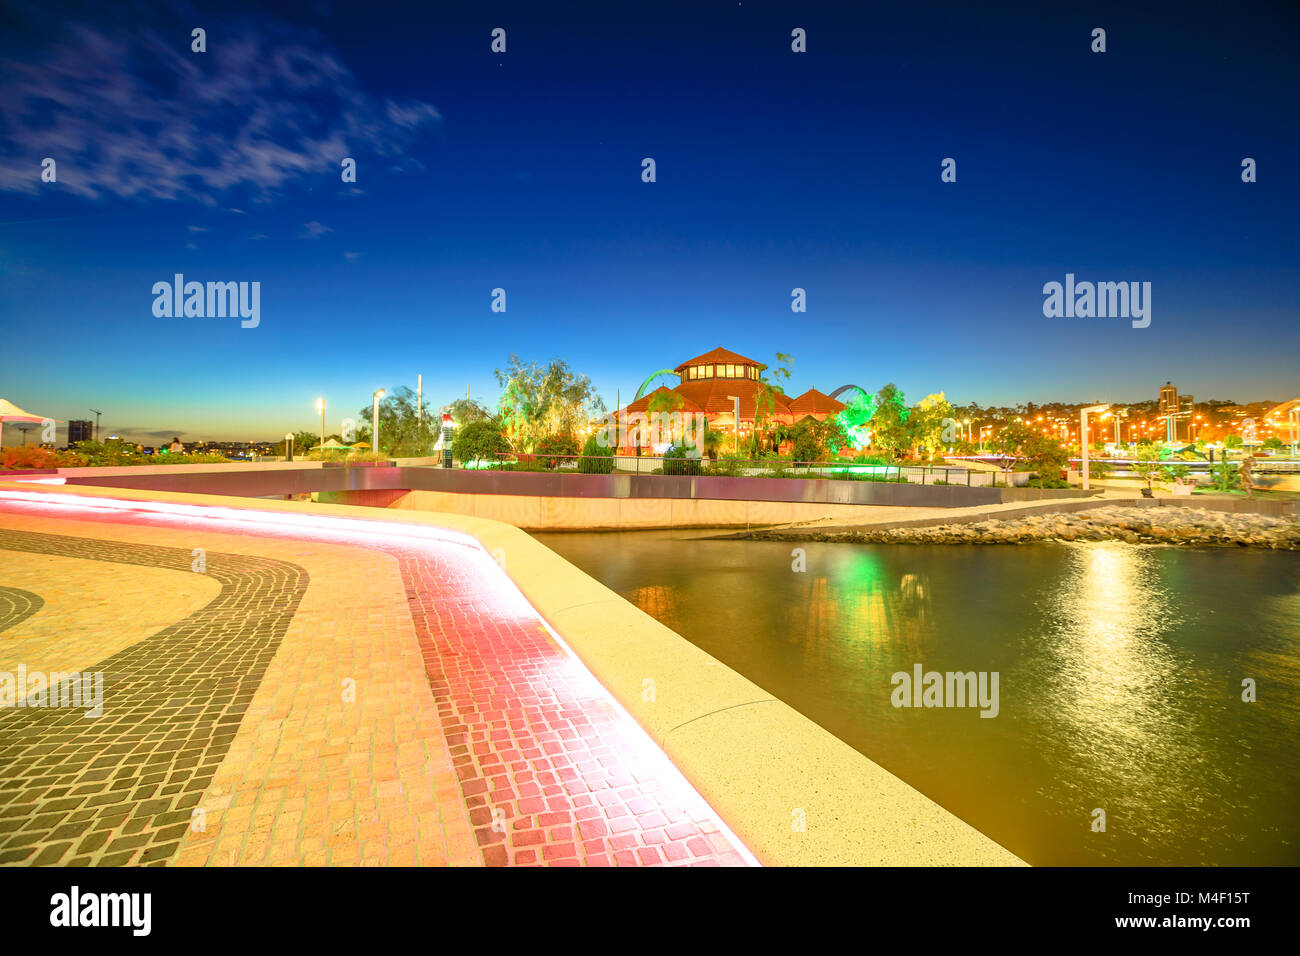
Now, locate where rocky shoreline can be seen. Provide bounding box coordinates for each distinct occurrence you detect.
[752,505,1300,550]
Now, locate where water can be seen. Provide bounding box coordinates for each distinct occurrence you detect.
[532,531,1300,865]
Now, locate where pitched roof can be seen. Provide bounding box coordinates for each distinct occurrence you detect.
[619,380,794,421]
[624,385,703,415]
[673,346,765,374]
[788,388,847,416]
[672,379,792,419]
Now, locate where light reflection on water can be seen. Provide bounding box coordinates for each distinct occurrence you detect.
[534,531,1300,865]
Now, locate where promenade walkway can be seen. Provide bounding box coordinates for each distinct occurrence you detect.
[0,487,752,867]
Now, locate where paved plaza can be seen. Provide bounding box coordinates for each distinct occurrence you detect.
[0,489,752,867]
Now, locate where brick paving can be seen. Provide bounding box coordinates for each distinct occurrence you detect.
[0,528,305,866]
[0,493,751,866]
[0,587,43,633]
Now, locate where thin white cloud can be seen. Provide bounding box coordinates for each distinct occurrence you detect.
[0,17,439,201]
[299,221,332,239]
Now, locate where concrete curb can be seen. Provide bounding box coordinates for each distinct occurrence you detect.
[0,480,1026,867]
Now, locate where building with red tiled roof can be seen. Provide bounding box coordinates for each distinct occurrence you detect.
[614,346,846,453]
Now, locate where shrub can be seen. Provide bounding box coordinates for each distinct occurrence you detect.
[1211,460,1239,491]
[535,433,579,470]
[453,419,510,466]
[709,453,746,477]
[578,434,614,474]
[662,444,703,476]
[0,446,84,469]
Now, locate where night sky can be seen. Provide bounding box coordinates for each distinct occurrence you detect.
[1,0,1296,442]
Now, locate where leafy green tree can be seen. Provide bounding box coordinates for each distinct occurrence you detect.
[452,419,510,466]
[1021,436,1070,486]
[1224,434,1243,449]
[448,398,494,427]
[869,383,912,460]
[909,392,955,459]
[1135,443,1166,491]
[752,352,794,454]
[1263,437,1284,450]
[790,420,824,463]
[495,355,606,452]
[354,385,436,457]
[292,430,319,455]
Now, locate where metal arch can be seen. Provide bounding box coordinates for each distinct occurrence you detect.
[829,384,870,404]
[634,369,681,401]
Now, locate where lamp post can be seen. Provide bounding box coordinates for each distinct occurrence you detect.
[729,395,740,455]
[316,398,325,449]
[1080,404,1110,492]
[284,431,294,462]
[1289,407,1299,457]
[372,389,385,456]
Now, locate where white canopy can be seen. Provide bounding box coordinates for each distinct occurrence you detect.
[0,398,57,423]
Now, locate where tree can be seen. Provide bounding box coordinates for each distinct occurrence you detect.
[1020,436,1070,486]
[494,355,606,452]
[1263,437,1284,450]
[452,419,509,466]
[1134,443,1166,492]
[292,431,318,455]
[752,352,794,455]
[909,392,955,459]
[869,383,912,460]
[790,415,849,463]
[448,398,493,427]
[354,385,436,457]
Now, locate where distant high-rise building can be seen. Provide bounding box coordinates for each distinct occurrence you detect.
[68,419,93,444]
[1159,381,1178,415]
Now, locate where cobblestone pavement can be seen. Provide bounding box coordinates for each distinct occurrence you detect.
[0,587,43,633]
[0,493,751,866]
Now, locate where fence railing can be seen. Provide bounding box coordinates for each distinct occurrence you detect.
[483,453,1023,486]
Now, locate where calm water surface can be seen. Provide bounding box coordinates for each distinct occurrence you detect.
[533,532,1300,865]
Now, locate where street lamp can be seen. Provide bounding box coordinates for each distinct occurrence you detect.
[728,395,740,455]
[980,425,993,453]
[372,389,385,455]
[1080,404,1110,492]
[316,398,325,449]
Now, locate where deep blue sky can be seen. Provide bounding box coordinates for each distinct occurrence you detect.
[1,0,1296,441]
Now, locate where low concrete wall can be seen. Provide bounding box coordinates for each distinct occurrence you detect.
[0,479,1025,866]
[322,488,885,530]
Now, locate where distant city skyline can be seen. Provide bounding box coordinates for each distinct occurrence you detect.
[1,1,1296,441]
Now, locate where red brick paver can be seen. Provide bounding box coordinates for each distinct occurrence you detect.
[0,491,753,867]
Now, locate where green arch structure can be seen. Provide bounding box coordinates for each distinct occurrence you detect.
[634,369,681,401]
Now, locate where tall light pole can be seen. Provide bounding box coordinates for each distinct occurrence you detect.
[89,408,102,442]
[316,398,325,449]
[372,389,385,456]
[1080,404,1110,492]
[729,395,740,455]
[1290,407,1299,457]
